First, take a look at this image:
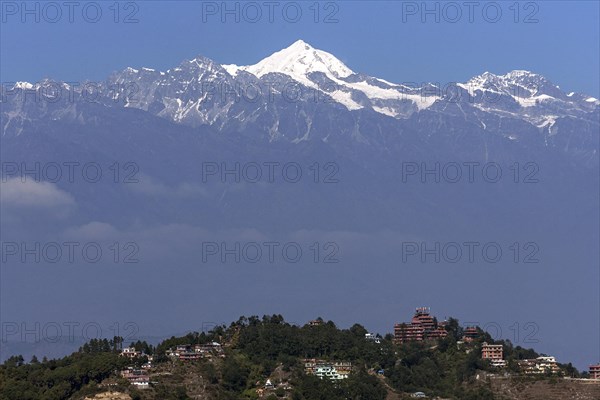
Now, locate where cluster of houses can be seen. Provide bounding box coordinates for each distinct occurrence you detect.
[518,356,561,375]
[304,358,352,381]
[481,341,565,375]
[481,341,563,374]
[483,353,600,379]
[120,367,150,389]
[113,313,600,391]
[392,308,576,377]
[120,347,153,369]
[166,342,225,361]
[392,308,495,346]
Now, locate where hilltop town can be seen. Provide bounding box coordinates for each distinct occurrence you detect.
[1,309,599,400]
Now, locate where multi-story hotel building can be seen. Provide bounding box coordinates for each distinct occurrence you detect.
[481,342,506,367]
[393,307,448,344]
[481,342,503,360]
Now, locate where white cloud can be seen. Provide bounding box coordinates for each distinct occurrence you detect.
[0,179,75,208]
[62,221,119,240]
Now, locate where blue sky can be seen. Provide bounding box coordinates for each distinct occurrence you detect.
[1,1,599,96]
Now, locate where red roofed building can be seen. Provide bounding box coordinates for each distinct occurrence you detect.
[462,326,479,343]
[412,307,435,331]
[482,342,506,368]
[394,307,447,344]
[428,326,448,340]
[394,323,425,343]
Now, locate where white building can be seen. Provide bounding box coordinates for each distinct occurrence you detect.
[534,356,560,373]
[365,333,381,344]
[314,365,348,380]
[490,359,506,368]
[132,380,149,388]
[121,347,141,358]
[518,356,560,374]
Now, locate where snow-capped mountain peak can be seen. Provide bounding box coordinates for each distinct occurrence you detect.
[225,40,354,83]
[505,69,536,78]
[222,40,443,114]
[459,69,563,101]
[467,70,550,89]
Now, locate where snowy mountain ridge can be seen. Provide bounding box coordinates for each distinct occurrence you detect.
[2,40,599,153]
[9,40,599,120]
